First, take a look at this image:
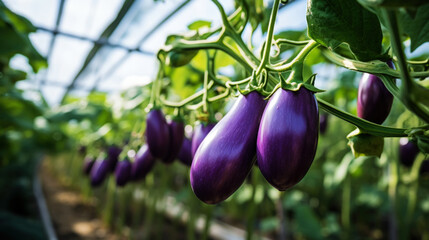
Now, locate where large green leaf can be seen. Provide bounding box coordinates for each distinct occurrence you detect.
[306,0,384,61]
[398,3,429,52]
[0,2,47,72]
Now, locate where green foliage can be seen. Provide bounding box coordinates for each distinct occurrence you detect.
[306,0,384,61]
[397,3,429,52]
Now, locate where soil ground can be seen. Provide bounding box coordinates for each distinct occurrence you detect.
[40,164,123,240]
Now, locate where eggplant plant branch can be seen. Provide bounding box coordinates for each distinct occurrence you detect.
[317,98,407,137]
[322,49,429,78]
[381,9,429,124]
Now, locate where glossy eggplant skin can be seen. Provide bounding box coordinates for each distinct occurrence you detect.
[115,159,132,187]
[90,157,111,187]
[319,114,328,135]
[106,145,122,172]
[257,87,319,191]
[162,119,184,164]
[191,91,267,204]
[178,137,192,166]
[191,123,215,158]
[83,156,95,175]
[146,109,170,159]
[131,144,156,181]
[357,61,394,124]
[399,138,420,167]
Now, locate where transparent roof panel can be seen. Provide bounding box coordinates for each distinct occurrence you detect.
[141,0,235,52]
[3,0,58,29]
[45,35,93,84]
[108,0,183,49]
[96,52,157,92]
[41,85,67,106]
[59,0,123,39]
[29,31,53,57]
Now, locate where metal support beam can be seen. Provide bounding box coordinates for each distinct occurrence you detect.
[35,26,155,56]
[38,0,66,88]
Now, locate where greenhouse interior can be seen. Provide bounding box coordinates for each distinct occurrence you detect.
[1,0,429,239]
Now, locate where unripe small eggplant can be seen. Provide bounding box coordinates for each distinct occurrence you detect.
[399,138,420,167]
[131,144,156,181]
[146,109,170,159]
[357,61,394,124]
[90,156,111,187]
[191,91,266,204]
[115,158,132,187]
[83,156,95,175]
[162,119,184,164]
[257,87,319,191]
[178,137,192,166]
[191,123,215,158]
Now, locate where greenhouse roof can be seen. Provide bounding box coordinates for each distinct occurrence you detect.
[4,0,307,106]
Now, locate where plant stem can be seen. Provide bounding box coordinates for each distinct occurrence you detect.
[382,9,429,123]
[246,170,258,240]
[321,50,429,78]
[256,0,281,76]
[317,98,407,137]
[341,175,351,240]
[277,191,288,240]
[271,40,319,71]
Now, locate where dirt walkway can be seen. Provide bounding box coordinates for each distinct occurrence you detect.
[40,165,122,240]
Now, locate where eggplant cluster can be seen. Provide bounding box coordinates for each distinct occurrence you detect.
[191,88,319,204]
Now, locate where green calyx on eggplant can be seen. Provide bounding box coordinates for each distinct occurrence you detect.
[146,109,170,159]
[257,85,319,191]
[162,118,185,164]
[357,60,394,124]
[191,91,267,204]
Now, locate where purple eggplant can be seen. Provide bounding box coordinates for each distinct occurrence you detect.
[319,113,328,135]
[178,137,192,166]
[257,87,319,191]
[115,158,132,187]
[83,156,96,175]
[131,144,156,181]
[399,138,420,167]
[191,91,267,204]
[90,156,111,187]
[420,160,429,175]
[191,122,215,158]
[106,145,122,172]
[162,119,185,164]
[357,61,394,124]
[146,109,170,159]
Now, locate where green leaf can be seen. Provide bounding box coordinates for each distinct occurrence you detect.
[397,3,429,52]
[306,0,384,61]
[187,20,211,31]
[293,205,323,239]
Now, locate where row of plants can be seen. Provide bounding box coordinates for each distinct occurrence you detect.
[1,0,429,239]
[49,0,429,239]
